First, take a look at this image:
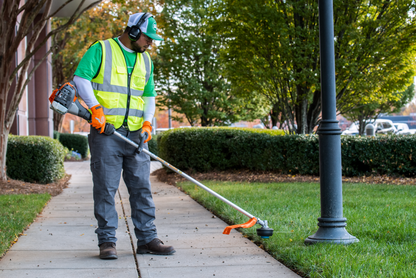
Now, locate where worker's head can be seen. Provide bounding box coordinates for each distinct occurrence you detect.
[125,12,163,53]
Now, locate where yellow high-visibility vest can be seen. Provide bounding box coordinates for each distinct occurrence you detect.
[91,39,151,131]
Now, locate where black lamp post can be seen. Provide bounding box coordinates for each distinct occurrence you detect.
[304,0,358,245]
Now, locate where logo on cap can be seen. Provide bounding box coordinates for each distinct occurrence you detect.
[153,22,157,31]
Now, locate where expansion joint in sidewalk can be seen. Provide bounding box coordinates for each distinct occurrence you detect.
[118,189,140,277]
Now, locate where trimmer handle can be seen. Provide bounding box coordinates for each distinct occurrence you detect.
[135,131,148,154]
[74,101,114,136]
[103,123,115,136]
[74,99,92,122]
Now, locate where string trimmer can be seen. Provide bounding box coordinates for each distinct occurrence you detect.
[49,81,274,238]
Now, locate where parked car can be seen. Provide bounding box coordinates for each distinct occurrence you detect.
[252,123,265,129]
[375,120,396,135]
[341,122,359,136]
[394,123,416,135]
[341,119,396,136]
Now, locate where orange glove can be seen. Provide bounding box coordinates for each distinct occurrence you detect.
[91,104,106,133]
[141,121,152,143]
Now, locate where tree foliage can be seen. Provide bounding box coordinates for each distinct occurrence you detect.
[345,83,416,135]
[214,0,416,134]
[154,0,268,127]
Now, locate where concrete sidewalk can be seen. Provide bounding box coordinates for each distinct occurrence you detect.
[0,160,299,278]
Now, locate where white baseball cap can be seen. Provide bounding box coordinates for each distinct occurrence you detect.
[127,13,163,41]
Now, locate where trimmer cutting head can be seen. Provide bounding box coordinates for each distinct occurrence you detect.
[257,227,274,239]
[255,219,274,239]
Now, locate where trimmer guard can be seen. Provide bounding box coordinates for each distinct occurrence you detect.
[223,217,257,235]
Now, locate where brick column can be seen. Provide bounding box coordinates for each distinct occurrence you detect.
[32,18,53,137]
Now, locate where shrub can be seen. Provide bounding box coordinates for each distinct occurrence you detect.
[158,128,416,177]
[7,135,66,184]
[58,133,89,158]
[148,134,158,158]
[53,130,60,141]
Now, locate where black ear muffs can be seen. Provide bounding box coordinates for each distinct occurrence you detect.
[128,13,151,42]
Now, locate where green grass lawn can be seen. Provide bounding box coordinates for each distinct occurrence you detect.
[177,180,416,277]
[0,194,51,257]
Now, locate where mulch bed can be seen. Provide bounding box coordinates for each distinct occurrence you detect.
[153,168,416,186]
[0,174,72,196]
[0,157,86,196]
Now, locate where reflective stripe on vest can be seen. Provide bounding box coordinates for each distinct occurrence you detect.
[103,107,144,118]
[91,39,151,131]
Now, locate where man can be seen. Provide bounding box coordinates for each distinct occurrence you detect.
[73,12,175,259]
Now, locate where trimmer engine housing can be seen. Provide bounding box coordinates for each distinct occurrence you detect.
[49,81,92,122]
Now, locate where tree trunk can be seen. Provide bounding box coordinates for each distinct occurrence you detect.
[270,103,280,127]
[0,52,12,182]
[200,100,210,127]
[0,79,10,181]
[0,133,7,181]
[0,124,9,182]
[53,111,64,132]
[296,97,308,134]
[306,90,322,134]
[358,113,365,135]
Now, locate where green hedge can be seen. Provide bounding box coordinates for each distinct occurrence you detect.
[158,127,291,172]
[58,133,89,158]
[7,135,66,184]
[340,135,416,177]
[158,128,416,177]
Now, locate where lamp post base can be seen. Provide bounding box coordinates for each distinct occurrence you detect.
[305,218,359,245]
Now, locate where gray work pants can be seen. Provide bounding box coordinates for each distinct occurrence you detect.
[88,126,157,246]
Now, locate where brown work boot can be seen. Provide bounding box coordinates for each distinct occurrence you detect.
[136,238,176,255]
[99,242,118,259]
